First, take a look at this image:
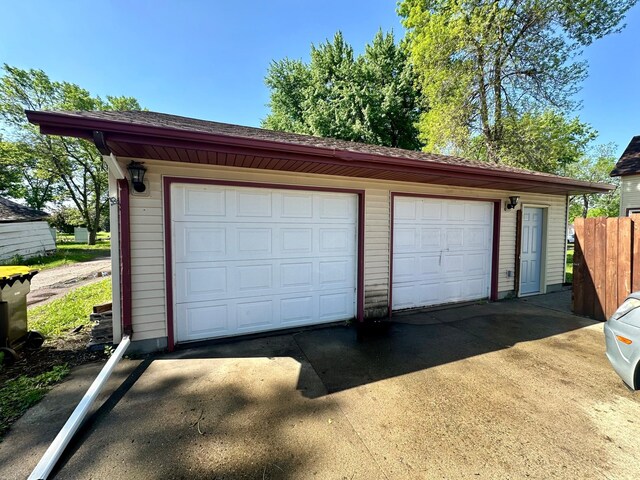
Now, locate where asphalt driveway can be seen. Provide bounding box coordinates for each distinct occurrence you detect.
[2,291,639,479]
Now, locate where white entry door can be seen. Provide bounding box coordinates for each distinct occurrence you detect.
[520,207,544,295]
[172,183,358,343]
[392,196,494,310]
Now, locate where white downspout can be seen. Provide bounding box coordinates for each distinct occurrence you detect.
[28,335,131,480]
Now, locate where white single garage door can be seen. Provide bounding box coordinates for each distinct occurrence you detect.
[392,196,494,310]
[172,183,358,343]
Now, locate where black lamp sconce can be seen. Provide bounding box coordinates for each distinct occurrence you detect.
[127,161,147,193]
[506,196,520,210]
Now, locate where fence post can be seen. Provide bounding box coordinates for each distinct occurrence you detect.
[573,218,585,315]
[619,217,632,304]
[632,215,640,293]
[605,217,619,319]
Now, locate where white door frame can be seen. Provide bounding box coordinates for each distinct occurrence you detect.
[518,204,549,297]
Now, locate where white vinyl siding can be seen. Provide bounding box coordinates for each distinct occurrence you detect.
[620,175,640,215]
[0,221,55,262]
[118,158,568,343]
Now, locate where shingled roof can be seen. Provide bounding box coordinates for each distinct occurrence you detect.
[25,110,614,195]
[26,110,571,176]
[611,136,640,177]
[0,197,49,223]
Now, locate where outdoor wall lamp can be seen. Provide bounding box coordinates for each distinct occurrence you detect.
[506,196,520,210]
[127,161,147,193]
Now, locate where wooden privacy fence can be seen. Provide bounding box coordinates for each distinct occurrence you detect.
[573,216,640,320]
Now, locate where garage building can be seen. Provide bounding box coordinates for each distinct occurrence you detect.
[26,110,611,352]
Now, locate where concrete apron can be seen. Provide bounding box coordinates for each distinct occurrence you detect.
[2,294,640,479]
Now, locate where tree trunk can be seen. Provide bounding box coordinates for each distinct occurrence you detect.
[88,228,97,245]
[581,195,589,218]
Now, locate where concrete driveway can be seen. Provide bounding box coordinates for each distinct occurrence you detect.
[2,291,640,479]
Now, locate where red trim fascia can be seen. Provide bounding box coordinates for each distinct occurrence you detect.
[117,179,133,337]
[357,193,365,322]
[162,176,175,351]
[388,193,501,313]
[25,110,613,194]
[388,192,395,318]
[490,200,501,301]
[162,176,366,350]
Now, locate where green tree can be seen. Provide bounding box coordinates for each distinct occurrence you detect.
[0,139,61,210]
[464,110,597,173]
[399,0,637,163]
[0,65,142,244]
[263,31,423,150]
[564,143,620,222]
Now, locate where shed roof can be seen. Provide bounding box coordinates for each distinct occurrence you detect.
[25,110,614,195]
[0,197,49,223]
[611,136,640,177]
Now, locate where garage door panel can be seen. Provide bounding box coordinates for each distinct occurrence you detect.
[319,195,356,219]
[393,255,418,281]
[393,196,493,310]
[281,228,313,253]
[175,227,226,262]
[176,257,355,304]
[421,228,442,250]
[319,292,353,319]
[446,203,465,221]
[443,254,464,274]
[395,198,418,220]
[418,282,441,305]
[177,303,229,342]
[179,188,226,218]
[281,262,313,288]
[236,191,272,217]
[175,222,356,262]
[445,228,464,249]
[173,184,357,342]
[465,253,488,274]
[281,193,313,218]
[394,228,419,252]
[237,264,273,291]
[420,255,441,276]
[281,296,314,325]
[465,278,486,297]
[237,299,274,330]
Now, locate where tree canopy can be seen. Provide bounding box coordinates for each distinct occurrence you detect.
[0,64,142,244]
[564,143,620,221]
[399,0,637,165]
[263,31,423,150]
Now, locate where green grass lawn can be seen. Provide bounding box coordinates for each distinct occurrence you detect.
[18,235,111,271]
[0,278,112,440]
[28,278,112,336]
[0,365,69,439]
[566,244,574,283]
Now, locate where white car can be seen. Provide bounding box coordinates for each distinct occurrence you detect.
[604,293,640,389]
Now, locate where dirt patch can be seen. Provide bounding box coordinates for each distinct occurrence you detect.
[0,328,106,385]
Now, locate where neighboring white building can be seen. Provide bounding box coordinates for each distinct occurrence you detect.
[0,197,56,263]
[612,136,640,215]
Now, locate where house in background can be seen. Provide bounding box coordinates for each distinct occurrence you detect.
[26,110,612,353]
[0,196,56,263]
[611,136,640,215]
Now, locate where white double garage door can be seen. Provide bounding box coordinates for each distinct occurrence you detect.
[172,183,494,343]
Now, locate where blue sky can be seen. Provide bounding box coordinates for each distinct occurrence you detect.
[1,0,638,156]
